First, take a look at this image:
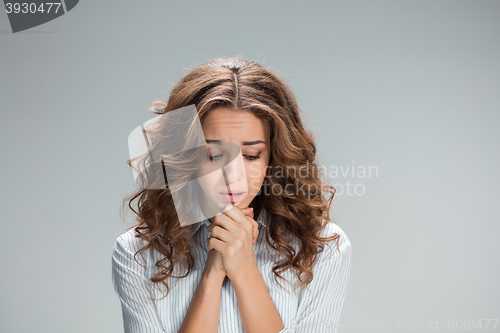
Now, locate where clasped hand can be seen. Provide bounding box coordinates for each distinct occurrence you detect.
[206,204,259,281]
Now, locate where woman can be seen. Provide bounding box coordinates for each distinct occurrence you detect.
[112,57,352,333]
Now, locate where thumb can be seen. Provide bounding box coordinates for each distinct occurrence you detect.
[248,216,259,243]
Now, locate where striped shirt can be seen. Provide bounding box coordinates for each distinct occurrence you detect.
[111,206,352,333]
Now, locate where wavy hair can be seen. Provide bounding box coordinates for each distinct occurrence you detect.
[121,57,342,300]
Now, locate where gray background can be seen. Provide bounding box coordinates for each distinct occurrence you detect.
[1,1,499,332]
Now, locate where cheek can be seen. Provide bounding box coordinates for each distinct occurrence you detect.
[196,177,209,193]
[197,172,219,192]
[245,161,267,189]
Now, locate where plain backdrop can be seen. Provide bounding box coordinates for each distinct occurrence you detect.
[1,1,499,332]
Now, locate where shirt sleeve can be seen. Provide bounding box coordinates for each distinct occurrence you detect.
[111,233,167,333]
[280,224,352,333]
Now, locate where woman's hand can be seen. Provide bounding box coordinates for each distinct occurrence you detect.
[203,206,256,280]
[206,204,259,281]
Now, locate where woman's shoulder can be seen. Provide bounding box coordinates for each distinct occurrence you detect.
[113,227,150,266]
[317,220,352,262]
[115,227,145,248]
[277,220,351,262]
[320,220,350,241]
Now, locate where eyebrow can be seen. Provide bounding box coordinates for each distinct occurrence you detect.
[206,139,266,146]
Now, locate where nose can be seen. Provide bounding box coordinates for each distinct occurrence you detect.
[224,154,245,183]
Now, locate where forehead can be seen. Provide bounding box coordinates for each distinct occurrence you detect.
[202,107,269,143]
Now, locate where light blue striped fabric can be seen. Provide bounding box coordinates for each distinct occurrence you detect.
[111,206,352,333]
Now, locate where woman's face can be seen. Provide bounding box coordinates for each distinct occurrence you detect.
[196,107,271,213]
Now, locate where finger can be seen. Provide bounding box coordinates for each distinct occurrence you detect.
[222,204,249,225]
[207,208,253,232]
[207,213,237,233]
[210,225,232,243]
[244,215,258,241]
[225,205,256,239]
[245,210,254,219]
[245,214,258,231]
[207,236,226,254]
[249,216,259,241]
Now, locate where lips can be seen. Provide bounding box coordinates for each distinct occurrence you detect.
[221,189,246,195]
[220,190,247,203]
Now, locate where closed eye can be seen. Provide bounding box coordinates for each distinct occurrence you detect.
[208,153,261,161]
[208,154,223,161]
[244,153,261,161]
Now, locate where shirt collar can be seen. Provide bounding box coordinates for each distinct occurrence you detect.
[188,205,267,236]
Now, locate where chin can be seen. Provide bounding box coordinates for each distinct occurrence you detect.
[236,196,253,208]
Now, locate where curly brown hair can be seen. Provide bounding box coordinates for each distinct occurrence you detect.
[121,57,341,300]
